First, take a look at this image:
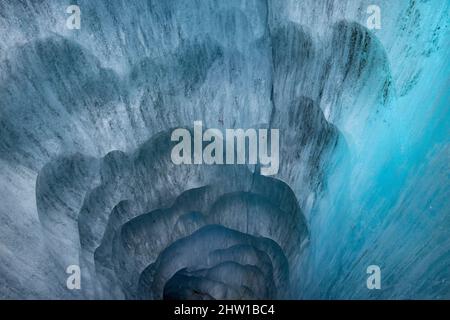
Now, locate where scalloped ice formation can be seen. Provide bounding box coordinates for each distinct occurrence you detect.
[0,1,448,299]
[37,129,309,299]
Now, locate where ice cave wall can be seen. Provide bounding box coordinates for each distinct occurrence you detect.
[0,0,448,299]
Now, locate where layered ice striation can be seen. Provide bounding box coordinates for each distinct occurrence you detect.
[0,0,449,299]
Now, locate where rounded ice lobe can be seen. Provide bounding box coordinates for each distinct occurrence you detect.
[36,128,309,299]
[139,225,288,300]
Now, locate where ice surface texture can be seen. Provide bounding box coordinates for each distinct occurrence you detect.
[0,0,448,299]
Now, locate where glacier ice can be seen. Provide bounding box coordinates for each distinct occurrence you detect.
[0,0,449,299]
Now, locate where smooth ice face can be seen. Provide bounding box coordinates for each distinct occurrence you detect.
[0,0,449,299]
